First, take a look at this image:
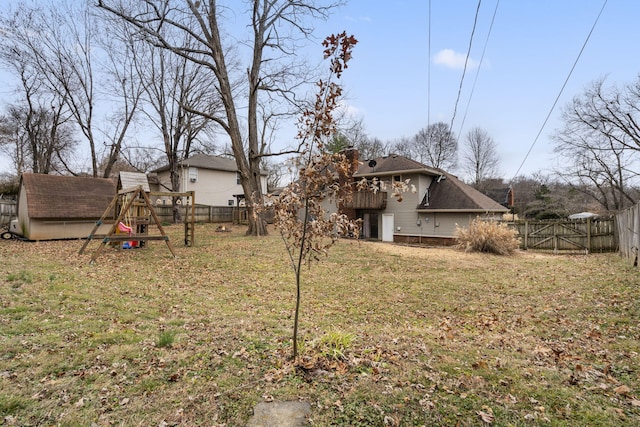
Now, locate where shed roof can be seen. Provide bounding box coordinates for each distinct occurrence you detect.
[118,171,150,192]
[20,173,116,219]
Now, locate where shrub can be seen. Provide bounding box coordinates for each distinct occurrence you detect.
[455,218,520,255]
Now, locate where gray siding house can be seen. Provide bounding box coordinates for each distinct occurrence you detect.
[348,153,509,244]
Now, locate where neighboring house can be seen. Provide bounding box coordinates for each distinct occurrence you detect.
[11,173,116,240]
[151,154,268,207]
[347,152,509,244]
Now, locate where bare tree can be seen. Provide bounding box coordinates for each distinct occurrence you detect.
[117,19,220,222]
[333,116,389,160]
[357,136,388,160]
[390,136,413,159]
[0,103,76,176]
[389,122,457,168]
[0,54,75,176]
[0,1,142,178]
[554,78,640,211]
[261,158,286,192]
[97,0,341,236]
[461,127,500,187]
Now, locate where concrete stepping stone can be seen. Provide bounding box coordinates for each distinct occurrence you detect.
[246,401,311,427]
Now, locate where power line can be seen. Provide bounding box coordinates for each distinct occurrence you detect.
[509,0,608,182]
[449,0,482,136]
[427,0,431,130]
[457,0,500,139]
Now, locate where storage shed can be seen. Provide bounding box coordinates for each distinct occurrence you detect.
[11,173,116,240]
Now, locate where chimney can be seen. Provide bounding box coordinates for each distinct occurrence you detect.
[341,146,359,174]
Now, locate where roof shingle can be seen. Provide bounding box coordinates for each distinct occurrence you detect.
[21,173,116,219]
[422,172,507,212]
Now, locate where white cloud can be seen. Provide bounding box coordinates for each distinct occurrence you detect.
[434,49,479,70]
[337,101,363,117]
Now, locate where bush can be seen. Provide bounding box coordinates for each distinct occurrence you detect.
[455,218,520,255]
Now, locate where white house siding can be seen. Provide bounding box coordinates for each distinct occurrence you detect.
[155,168,268,207]
[181,168,243,206]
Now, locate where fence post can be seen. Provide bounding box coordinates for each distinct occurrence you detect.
[586,217,591,254]
[524,220,529,250]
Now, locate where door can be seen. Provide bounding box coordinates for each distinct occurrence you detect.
[382,213,394,242]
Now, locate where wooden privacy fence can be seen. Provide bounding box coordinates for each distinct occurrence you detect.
[154,205,234,224]
[509,218,617,253]
[151,206,273,225]
[0,199,16,226]
[615,204,640,265]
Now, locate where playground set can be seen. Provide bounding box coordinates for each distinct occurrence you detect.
[79,185,195,263]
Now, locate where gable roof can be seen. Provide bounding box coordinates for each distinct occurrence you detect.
[118,171,150,192]
[20,173,116,219]
[421,172,508,212]
[152,154,235,172]
[152,153,268,176]
[355,154,440,177]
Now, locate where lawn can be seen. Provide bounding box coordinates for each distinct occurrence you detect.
[1,224,638,426]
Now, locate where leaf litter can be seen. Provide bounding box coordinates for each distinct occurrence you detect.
[0,224,638,425]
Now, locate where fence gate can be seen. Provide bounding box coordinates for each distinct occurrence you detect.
[513,218,616,253]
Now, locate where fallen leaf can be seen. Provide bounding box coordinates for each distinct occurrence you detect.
[614,385,631,396]
[477,406,494,424]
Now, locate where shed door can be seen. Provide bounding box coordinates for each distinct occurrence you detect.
[382,213,394,242]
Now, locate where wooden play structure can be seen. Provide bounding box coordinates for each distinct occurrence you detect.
[79,185,195,263]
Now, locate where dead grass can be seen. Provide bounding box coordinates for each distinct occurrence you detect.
[1,224,639,426]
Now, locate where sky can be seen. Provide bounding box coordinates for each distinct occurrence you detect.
[311,0,640,180]
[1,0,639,182]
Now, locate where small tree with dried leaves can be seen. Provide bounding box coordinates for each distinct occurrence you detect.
[271,33,412,360]
[270,32,361,360]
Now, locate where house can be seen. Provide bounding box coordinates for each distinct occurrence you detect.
[11,173,116,240]
[151,154,268,207]
[348,152,509,244]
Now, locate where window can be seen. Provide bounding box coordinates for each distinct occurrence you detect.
[236,172,241,185]
[228,199,235,206]
[188,167,198,182]
[392,174,401,183]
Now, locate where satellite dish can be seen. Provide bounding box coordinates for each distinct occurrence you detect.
[368,160,377,168]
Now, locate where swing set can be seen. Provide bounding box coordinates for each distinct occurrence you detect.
[79,186,195,263]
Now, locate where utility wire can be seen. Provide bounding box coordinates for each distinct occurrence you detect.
[481,0,609,216]
[509,0,608,182]
[449,0,482,136]
[427,0,431,130]
[457,0,500,139]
